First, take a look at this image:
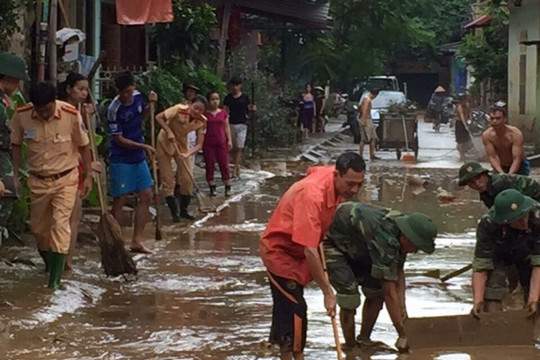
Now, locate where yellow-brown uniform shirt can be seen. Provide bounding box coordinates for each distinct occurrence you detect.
[157,104,206,155]
[10,100,89,176]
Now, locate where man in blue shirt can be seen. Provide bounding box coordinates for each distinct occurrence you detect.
[107,71,157,254]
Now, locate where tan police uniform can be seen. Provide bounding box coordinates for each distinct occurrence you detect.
[10,100,89,254]
[156,104,206,196]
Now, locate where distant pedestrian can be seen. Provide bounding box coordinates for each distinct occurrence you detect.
[314,86,326,133]
[0,52,30,244]
[482,106,529,175]
[203,90,232,197]
[11,82,92,289]
[58,72,102,270]
[455,93,472,161]
[224,77,253,178]
[299,83,316,139]
[358,88,380,160]
[107,71,157,253]
[155,95,208,221]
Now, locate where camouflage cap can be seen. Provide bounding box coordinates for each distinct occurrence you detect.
[458,161,489,186]
[395,212,437,254]
[0,52,30,81]
[490,188,535,224]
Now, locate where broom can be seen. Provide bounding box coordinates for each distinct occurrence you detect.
[149,103,163,240]
[82,106,137,277]
[401,115,416,162]
[172,142,217,213]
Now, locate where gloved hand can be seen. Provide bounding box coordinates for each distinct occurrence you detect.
[526,301,538,320]
[395,336,409,353]
[470,301,483,320]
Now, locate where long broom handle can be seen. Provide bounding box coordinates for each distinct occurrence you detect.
[401,115,410,152]
[82,105,106,215]
[172,142,200,192]
[318,243,344,360]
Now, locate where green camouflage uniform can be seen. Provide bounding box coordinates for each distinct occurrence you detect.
[480,173,540,208]
[323,202,407,310]
[0,91,14,242]
[473,203,540,300]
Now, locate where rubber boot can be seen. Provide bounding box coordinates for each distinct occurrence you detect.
[209,185,217,197]
[47,252,66,290]
[179,195,195,220]
[165,196,180,223]
[225,185,231,198]
[38,249,52,273]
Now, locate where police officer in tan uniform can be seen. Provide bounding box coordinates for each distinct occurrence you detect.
[11,82,91,289]
[155,95,207,221]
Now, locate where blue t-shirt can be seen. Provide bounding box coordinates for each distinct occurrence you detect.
[107,90,146,164]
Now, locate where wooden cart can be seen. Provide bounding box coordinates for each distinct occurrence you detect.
[377,112,418,160]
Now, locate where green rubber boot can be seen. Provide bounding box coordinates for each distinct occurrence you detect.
[38,249,53,273]
[47,252,66,289]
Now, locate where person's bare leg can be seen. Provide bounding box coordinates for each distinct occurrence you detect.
[293,351,304,360]
[340,308,357,348]
[111,195,126,227]
[359,140,365,158]
[370,139,379,159]
[66,193,82,271]
[233,148,242,177]
[130,188,152,253]
[359,296,384,340]
[280,352,293,360]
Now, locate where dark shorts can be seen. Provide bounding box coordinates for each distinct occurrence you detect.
[455,121,471,144]
[268,272,307,353]
[501,158,530,176]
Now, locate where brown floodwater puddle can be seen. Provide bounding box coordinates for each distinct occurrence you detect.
[0,165,538,359]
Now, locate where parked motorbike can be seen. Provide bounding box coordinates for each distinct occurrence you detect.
[467,109,490,136]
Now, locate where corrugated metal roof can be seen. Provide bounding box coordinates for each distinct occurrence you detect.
[202,0,330,29]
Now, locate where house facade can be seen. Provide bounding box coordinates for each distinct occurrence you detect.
[507,0,540,150]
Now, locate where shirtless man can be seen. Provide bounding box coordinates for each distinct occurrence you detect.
[481,106,529,176]
[358,89,380,160]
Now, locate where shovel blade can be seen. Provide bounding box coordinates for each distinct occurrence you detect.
[405,310,537,349]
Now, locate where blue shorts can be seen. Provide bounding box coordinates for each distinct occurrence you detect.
[502,158,530,176]
[109,160,153,198]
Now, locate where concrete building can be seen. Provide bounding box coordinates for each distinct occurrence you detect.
[507,0,540,150]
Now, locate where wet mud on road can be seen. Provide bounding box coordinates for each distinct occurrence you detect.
[1,157,539,359]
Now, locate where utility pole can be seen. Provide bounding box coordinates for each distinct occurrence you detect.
[37,0,50,82]
[48,0,58,84]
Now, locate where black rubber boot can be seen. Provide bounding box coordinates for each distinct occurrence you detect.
[225,185,231,197]
[179,195,195,220]
[165,196,180,223]
[209,185,217,197]
[38,249,52,273]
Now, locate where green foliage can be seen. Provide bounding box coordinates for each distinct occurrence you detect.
[0,0,33,49]
[152,1,217,64]
[169,62,226,97]
[135,67,185,112]
[458,3,508,95]
[226,51,292,149]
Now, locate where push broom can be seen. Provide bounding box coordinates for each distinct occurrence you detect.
[401,115,416,162]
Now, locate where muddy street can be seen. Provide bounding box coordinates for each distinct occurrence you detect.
[1,122,539,359]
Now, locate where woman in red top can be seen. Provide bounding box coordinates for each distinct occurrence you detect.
[203,90,232,197]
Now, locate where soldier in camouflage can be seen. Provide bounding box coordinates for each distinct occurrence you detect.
[471,189,540,320]
[0,52,30,243]
[322,202,437,353]
[458,161,540,208]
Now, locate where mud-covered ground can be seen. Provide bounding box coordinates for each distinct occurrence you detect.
[1,120,539,359]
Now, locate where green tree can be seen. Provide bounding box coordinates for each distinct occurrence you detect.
[458,2,508,95]
[0,0,32,49]
[152,1,217,66]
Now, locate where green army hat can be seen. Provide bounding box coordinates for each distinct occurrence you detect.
[0,52,30,81]
[458,161,489,186]
[395,212,437,254]
[490,188,535,224]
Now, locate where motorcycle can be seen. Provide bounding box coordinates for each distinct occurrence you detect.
[467,109,490,136]
[430,96,454,132]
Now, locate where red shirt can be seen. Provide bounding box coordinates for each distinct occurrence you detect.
[203,108,228,145]
[259,166,343,285]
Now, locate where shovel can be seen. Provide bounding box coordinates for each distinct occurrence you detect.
[172,142,217,214]
[149,102,163,240]
[423,263,472,282]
